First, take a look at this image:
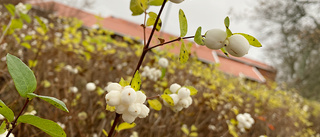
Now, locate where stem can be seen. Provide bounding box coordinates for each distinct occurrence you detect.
[143,11,147,46]
[0,16,14,44]
[146,95,160,100]
[108,113,120,137]
[147,35,197,51]
[6,99,30,137]
[130,0,167,84]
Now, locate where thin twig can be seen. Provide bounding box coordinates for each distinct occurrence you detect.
[6,99,30,137]
[108,113,120,137]
[147,35,198,51]
[0,16,14,44]
[146,95,160,100]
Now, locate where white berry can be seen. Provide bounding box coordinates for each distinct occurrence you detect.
[204,29,227,50]
[225,34,250,57]
[106,83,122,92]
[158,57,169,68]
[177,87,190,99]
[169,94,180,105]
[136,91,146,104]
[122,113,136,123]
[121,88,137,105]
[105,90,121,106]
[86,82,96,91]
[170,83,181,93]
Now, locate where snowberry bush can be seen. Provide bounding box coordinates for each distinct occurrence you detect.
[236,113,255,132]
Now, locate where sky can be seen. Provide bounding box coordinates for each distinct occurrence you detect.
[54,0,268,64]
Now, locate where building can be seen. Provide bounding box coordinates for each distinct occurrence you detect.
[30,0,276,83]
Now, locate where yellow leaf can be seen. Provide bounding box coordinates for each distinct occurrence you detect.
[102,129,108,136]
[148,99,162,111]
[41,80,51,88]
[106,104,116,112]
[131,71,141,91]
[179,40,189,64]
[227,122,239,137]
[119,78,129,87]
[161,94,174,106]
[234,33,262,47]
[130,0,148,16]
[28,60,38,68]
[116,122,136,132]
[185,86,198,96]
[191,125,197,132]
[181,126,190,135]
[190,132,198,137]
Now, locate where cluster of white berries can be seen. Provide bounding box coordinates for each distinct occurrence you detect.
[15,3,28,14]
[141,66,161,81]
[204,29,250,57]
[236,113,255,132]
[169,0,184,4]
[158,57,169,68]
[64,65,78,74]
[105,83,150,123]
[163,83,192,112]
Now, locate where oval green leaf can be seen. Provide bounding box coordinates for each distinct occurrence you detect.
[27,93,69,113]
[0,121,6,134]
[116,122,136,132]
[4,4,15,16]
[6,53,37,98]
[179,40,189,64]
[234,33,262,47]
[194,27,204,46]
[148,99,162,111]
[179,9,188,37]
[161,94,174,106]
[131,70,141,91]
[163,89,172,94]
[130,0,148,16]
[224,16,230,28]
[17,115,66,137]
[0,100,14,122]
[148,0,163,6]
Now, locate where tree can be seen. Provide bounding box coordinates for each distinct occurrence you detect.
[252,0,320,99]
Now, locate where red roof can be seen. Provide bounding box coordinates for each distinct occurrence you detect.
[31,1,276,82]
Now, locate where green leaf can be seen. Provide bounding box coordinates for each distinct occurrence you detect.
[25,4,32,11]
[146,12,162,31]
[185,86,198,96]
[35,16,47,34]
[226,27,232,37]
[194,27,204,45]
[148,99,162,111]
[227,121,239,137]
[179,9,188,37]
[220,47,229,57]
[179,40,189,64]
[4,4,15,16]
[6,53,37,98]
[27,93,69,112]
[17,115,67,137]
[148,0,164,6]
[0,100,14,122]
[224,16,230,28]
[106,104,116,112]
[234,33,262,47]
[11,19,23,29]
[116,122,136,132]
[161,94,174,106]
[28,59,38,68]
[160,67,166,79]
[20,13,31,23]
[24,35,33,41]
[21,42,31,49]
[131,71,141,91]
[119,78,129,87]
[0,121,6,134]
[130,0,148,16]
[190,132,198,137]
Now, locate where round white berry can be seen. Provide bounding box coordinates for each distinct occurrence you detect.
[128,103,142,117]
[170,83,181,93]
[121,88,137,105]
[116,104,127,114]
[86,82,96,91]
[122,113,136,123]
[158,57,169,68]
[225,34,250,57]
[169,94,179,105]
[173,105,183,112]
[105,90,121,106]
[186,96,192,106]
[178,98,189,108]
[70,86,78,93]
[204,29,227,50]
[169,0,184,4]
[106,83,122,92]
[138,104,150,118]
[136,91,146,104]
[177,87,190,99]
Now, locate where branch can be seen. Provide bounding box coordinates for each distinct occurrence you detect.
[6,99,30,137]
[147,35,205,51]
